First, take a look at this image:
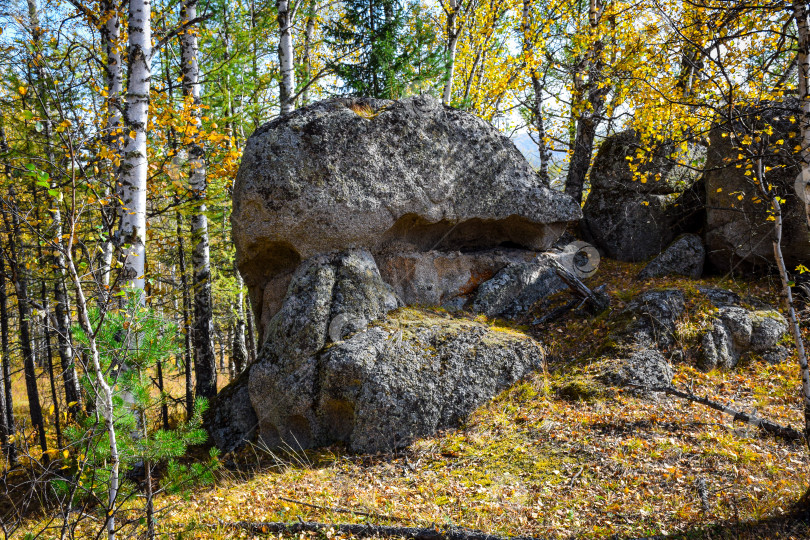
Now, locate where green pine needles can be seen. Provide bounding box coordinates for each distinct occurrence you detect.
[327,0,446,98]
[56,293,218,536]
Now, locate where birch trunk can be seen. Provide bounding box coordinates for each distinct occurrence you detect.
[277,0,296,115]
[176,211,195,418]
[232,270,249,376]
[119,0,152,299]
[64,244,120,540]
[98,0,124,300]
[26,0,83,419]
[521,0,550,182]
[180,0,217,400]
[301,0,317,106]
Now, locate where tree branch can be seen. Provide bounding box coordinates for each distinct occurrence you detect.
[630,384,805,442]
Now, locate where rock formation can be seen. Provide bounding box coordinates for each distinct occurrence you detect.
[209,97,581,454]
[704,98,810,271]
[232,96,581,335]
[582,130,705,261]
[697,288,788,370]
[637,234,705,280]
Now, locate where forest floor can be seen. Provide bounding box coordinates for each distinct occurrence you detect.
[152,260,810,539]
[9,260,810,539]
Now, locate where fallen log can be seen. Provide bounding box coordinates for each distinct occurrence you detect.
[215,520,544,540]
[549,258,609,314]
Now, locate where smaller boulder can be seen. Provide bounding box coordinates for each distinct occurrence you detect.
[621,289,686,350]
[472,254,567,318]
[582,130,706,262]
[601,349,673,389]
[698,286,741,307]
[699,303,788,370]
[637,234,705,279]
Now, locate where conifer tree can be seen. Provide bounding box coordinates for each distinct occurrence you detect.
[327,0,444,98]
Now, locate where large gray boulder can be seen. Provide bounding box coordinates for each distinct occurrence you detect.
[704,98,810,271]
[233,96,581,333]
[208,249,545,454]
[582,130,706,261]
[268,309,544,453]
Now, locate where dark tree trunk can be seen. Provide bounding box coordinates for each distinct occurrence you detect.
[565,116,599,204]
[3,188,47,453]
[176,211,194,419]
[156,358,169,431]
[41,297,63,449]
[0,130,16,464]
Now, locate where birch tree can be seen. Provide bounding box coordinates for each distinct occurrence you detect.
[119,0,152,298]
[441,0,476,104]
[180,0,217,399]
[790,0,810,463]
[564,0,609,204]
[98,0,124,299]
[277,0,296,114]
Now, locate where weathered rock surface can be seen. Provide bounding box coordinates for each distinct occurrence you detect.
[637,234,705,279]
[376,248,535,309]
[258,249,399,351]
[699,301,788,370]
[620,289,686,350]
[472,254,567,318]
[582,130,706,261]
[203,369,255,453]
[307,309,543,453]
[233,96,581,330]
[601,349,673,389]
[560,289,684,398]
[704,98,810,271]
[247,249,399,450]
[209,248,545,454]
[241,308,544,454]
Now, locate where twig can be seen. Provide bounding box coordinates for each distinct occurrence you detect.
[532,299,579,326]
[569,466,584,487]
[629,384,805,441]
[278,497,407,523]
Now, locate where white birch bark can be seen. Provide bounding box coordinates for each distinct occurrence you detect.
[301,0,316,106]
[277,0,295,115]
[99,0,124,297]
[26,0,83,415]
[64,245,120,540]
[119,0,151,300]
[180,0,217,399]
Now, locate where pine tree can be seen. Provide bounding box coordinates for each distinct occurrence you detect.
[327,0,445,98]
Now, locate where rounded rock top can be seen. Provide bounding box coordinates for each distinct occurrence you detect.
[232,96,582,289]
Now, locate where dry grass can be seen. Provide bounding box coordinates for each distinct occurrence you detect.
[12,260,810,538]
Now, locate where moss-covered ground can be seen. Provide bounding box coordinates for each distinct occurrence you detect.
[15,260,810,538]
